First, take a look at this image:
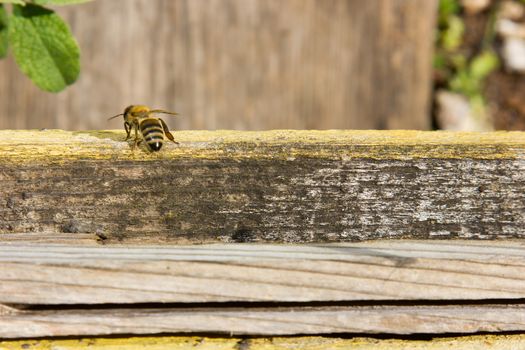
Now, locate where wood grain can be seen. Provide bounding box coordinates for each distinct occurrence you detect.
[0,0,437,130]
[0,130,523,242]
[2,304,525,338]
[1,241,525,305]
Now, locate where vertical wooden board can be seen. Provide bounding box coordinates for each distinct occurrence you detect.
[373,0,437,129]
[0,0,437,130]
[0,55,58,130]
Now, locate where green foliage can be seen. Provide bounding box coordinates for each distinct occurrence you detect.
[0,0,90,92]
[0,5,8,58]
[32,0,93,5]
[470,50,499,80]
[437,0,463,52]
[441,15,464,51]
[0,1,26,5]
[433,52,447,71]
[438,0,460,25]
[435,0,500,114]
[449,51,499,98]
[9,4,79,92]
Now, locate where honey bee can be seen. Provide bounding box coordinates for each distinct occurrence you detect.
[108,105,179,152]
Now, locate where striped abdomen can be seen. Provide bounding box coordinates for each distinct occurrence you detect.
[139,118,165,152]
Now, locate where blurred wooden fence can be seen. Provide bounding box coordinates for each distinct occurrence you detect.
[0,0,437,130]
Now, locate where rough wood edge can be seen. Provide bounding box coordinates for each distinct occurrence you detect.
[0,130,524,163]
[1,334,524,350]
[0,233,100,245]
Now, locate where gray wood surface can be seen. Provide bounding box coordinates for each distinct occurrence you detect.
[0,0,437,130]
[2,304,525,338]
[1,241,525,305]
[0,130,524,242]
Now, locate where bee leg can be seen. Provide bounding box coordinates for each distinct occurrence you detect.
[124,122,131,141]
[130,125,140,150]
[159,118,179,144]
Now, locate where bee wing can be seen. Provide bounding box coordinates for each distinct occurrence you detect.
[159,118,178,144]
[149,109,179,117]
[107,113,124,121]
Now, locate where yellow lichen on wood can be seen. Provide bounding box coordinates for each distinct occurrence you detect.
[254,335,525,349]
[0,130,524,163]
[0,337,239,350]
[2,335,525,350]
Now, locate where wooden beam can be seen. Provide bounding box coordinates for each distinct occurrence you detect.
[2,304,525,338]
[0,130,524,243]
[1,241,525,305]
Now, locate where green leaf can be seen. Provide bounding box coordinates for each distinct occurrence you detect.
[449,53,467,70]
[433,52,447,70]
[469,94,487,116]
[0,0,93,4]
[0,1,25,4]
[32,0,93,5]
[0,4,8,58]
[8,4,80,92]
[441,15,464,51]
[469,50,499,80]
[438,0,460,24]
[449,70,480,98]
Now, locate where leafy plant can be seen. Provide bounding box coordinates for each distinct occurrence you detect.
[437,0,463,51]
[435,0,500,115]
[0,0,91,92]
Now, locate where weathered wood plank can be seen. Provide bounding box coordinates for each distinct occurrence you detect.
[2,304,525,338]
[1,241,525,305]
[2,334,525,350]
[0,130,524,242]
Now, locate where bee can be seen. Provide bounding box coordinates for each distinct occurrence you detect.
[108,105,179,152]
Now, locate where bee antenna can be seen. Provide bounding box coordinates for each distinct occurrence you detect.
[107,113,124,121]
[149,109,179,116]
